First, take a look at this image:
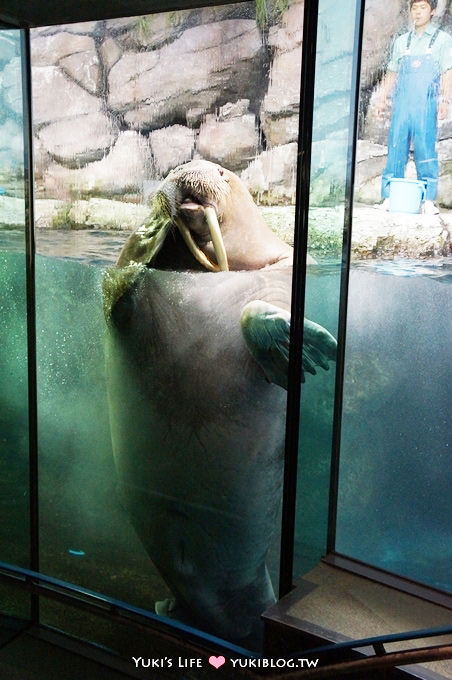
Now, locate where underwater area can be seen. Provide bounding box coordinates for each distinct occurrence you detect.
[1,232,451,612]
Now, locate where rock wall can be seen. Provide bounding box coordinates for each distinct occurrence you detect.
[2,1,452,208]
[28,2,303,205]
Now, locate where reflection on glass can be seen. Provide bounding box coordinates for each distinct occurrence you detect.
[32,2,317,649]
[294,0,359,578]
[0,29,29,575]
[336,0,452,593]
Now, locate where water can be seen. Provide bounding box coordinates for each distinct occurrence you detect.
[0,242,169,613]
[295,257,452,593]
[1,229,451,630]
[337,259,452,592]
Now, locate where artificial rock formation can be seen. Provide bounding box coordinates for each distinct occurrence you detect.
[1,1,452,209]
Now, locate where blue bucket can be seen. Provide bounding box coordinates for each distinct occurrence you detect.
[389,178,426,214]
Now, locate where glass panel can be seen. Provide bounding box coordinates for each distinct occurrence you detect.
[32,2,308,650]
[0,29,29,569]
[294,0,360,577]
[336,2,452,592]
[0,27,31,623]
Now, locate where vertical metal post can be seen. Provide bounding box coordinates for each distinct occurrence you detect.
[279,0,320,599]
[327,0,366,554]
[20,27,39,623]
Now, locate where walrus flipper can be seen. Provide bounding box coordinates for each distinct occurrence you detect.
[241,301,337,388]
[241,300,290,390]
[301,318,337,382]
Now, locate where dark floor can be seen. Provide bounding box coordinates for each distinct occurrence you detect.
[0,630,135,680]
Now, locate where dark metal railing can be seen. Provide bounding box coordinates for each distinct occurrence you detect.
[327,0,365,554]
[20,26,40,624]
[1,559,452,678]
[279,0,320,601]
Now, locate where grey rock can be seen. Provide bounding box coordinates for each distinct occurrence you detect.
[31,33,96,67]
[360,0,406,90]
[267,1,303,52]
[261,47,301,146]
[197,112,258,171]
[260,1,303,148]
[59,50,101,95]
[217,99,250,120]
[115,7,251,51]
[49,22,99,36]
[32,66,101,125]
[150,125,195,176]
[108,18,142,33]
[36,112,119,167]
[41,131,153,199]
[186,107,207,128]
[437,171,452,208]
[354,140,387,204]
[263,115,299,148]
[108,20,263,129]
[437,137,452,162]
[241,143,298,204]
[64,198,150,230]
[99,37,122,72]
[351,205,451,259]
[115,12,190,50]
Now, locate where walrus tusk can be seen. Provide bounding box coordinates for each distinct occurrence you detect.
[204,206,229,272]
[174,216,220,272]
[174,208,229,272]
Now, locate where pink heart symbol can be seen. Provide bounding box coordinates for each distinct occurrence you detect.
[208,655,226,669]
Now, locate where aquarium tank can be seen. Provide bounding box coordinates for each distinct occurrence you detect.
[0,0,451,666]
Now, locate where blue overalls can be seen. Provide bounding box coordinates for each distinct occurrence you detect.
[382,29,440,200]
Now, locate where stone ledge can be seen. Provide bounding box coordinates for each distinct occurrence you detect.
[0,197,451,260]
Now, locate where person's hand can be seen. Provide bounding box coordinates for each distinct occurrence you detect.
[438,100,450,120]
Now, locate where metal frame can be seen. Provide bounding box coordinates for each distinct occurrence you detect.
[321,0,452,619]
[2,559,452,677]
[326,0,365,554]
[20,27,40,626]
[279,0,320,600]
[1,0,249,29]
[0,561,255,657]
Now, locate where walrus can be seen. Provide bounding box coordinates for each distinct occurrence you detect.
[102,160,336,647]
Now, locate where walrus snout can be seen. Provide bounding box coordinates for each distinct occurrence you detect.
[178,196,219,237]
[175,201,229,272]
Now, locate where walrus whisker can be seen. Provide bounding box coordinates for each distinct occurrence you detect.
[174,216,220,272]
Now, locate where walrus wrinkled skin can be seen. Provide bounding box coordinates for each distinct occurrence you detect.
[103,160,336,646]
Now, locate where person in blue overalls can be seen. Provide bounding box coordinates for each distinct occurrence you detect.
[376,0,452,214]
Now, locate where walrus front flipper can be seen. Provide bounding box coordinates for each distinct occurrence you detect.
[241,300,290,389]
[241,300,337,388]
[301,318,337,381]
